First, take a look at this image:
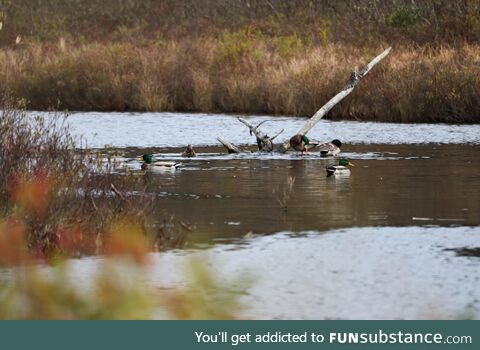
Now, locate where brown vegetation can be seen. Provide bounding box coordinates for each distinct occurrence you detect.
[0,1,479,122]
[2,1,480,46]
[0,98,194,256]
[0,99,240,319]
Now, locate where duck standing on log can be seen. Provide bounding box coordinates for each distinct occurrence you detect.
[289,134,342,157]
[318,139,342,157]
[289,134,311,154]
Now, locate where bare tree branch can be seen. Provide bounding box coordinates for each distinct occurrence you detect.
[278,47,392,153]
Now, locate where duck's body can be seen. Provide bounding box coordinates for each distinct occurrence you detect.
[182,144,196,158]
[141,161,181,170]
[326,158,354,177]
[289,134,310,153]
[319,139,342,157]
[141,154,181,170]
[326,165,350,177]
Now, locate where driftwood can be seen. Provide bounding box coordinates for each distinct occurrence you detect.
[220,47,391,153]
[278,47,392,153]
[217,137,241,153]
[217,119,283,153]
[237,118,284,151]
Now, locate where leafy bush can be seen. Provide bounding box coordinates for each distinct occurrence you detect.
[218,28,259,60]
[386,6,420,29]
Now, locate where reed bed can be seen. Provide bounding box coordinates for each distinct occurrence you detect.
[1,40,479,122]
[1,0,479,122]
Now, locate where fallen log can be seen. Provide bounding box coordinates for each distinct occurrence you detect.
[217,137,241,153]
[228,47,391,153]
[278,47,392,153]
[237,118,276,151]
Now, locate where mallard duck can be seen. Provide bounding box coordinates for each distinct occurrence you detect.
[326,158,354,177]
[181,144,196,158]
[141,154,181,170]
[289,134,311,153]
[319,139,342,157]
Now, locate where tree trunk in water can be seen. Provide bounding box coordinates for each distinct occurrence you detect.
[277,47,392,153]
[220,47,392,153]
[217,137,241,153]
[237,118,275,151]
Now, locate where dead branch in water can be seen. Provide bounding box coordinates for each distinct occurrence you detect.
[227,47,392,153]
[278,46,392,152]
[237,117,276,151]
[217,137,241,153]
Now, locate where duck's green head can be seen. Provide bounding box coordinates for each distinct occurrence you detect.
[142,154,153,164]
[301,135,310,145]
[339,158,354,167]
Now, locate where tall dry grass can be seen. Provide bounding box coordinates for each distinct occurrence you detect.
[1,39,479,122]
[1,1,480,122]
[0,98,199,256]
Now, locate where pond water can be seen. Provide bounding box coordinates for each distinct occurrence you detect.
[74,226,479,320]
[107,143,479,242]
[35,112,480,318]
[37,111,480,147]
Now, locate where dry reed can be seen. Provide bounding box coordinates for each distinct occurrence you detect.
[1,1,479,122]
[1,40,479,122]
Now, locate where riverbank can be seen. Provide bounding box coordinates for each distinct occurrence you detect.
[1,41,479,123]
[1,1,479,122]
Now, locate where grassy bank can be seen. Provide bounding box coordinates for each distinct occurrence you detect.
[0,0,479,122]
[2,41,479,122]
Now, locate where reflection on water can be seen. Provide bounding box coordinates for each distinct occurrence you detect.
[445,247,480,258]
[108,144,480,244]
[68,226,480,319]
[35,111,480,147]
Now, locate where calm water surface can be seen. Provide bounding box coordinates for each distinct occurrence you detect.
[111,143,479,241]
[35,113,480,318]
[36,111,480,147]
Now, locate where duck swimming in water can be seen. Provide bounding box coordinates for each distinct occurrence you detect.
[141,154,181,170]
[318,139,342,157]
[326,158,354,177]
[181,144,196,158]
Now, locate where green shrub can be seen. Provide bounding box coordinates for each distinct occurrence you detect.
[275,33,303,58]
[386,6,420,29]
[218,28,260,60]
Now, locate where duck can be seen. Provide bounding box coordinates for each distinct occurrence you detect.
[289,134,311,154]
[326,158,354,177]
[318,139,342,157]
[141,154,181,170]
[181,144,196,158]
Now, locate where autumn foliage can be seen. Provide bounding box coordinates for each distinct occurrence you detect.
[0,1,479,122]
